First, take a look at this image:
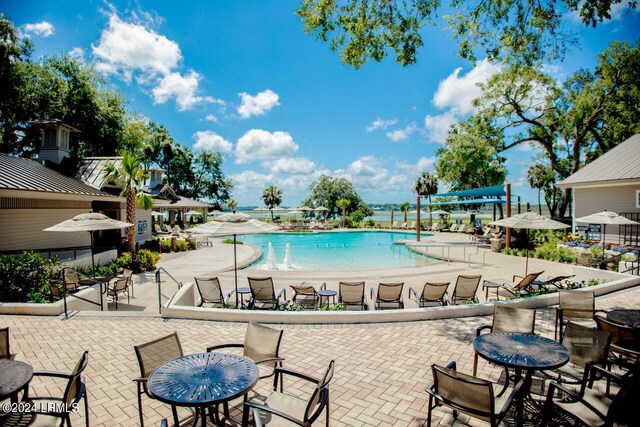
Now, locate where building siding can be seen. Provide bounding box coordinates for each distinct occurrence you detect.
[574,184,640,243]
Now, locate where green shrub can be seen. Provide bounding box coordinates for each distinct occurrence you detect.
[222,238,243,244]
[160,239,172,253]
[0,252,60,303]
[175,240,188,252]
[187,241,197,250]
[277,301,306,311]
[137,249,159,271]
[315,303,348,311]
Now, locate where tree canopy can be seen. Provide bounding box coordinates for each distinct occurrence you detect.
[303,175,368,219]
[296,0,635,68]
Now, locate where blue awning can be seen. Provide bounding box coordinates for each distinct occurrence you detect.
[431,198,506,206]
[432,184,506,198]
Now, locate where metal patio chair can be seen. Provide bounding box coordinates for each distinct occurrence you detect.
[408,282,450,307]
[290,282,326,309]
[370,282,404,309]
[0,326,15,360]
[194,276,232,307]
[338,281,368,310]
[107,276,130,309]
[555,290,602,341]
[451,275,482,304]
[247,277,286,310]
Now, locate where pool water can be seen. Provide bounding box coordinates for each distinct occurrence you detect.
[241,231,434,271]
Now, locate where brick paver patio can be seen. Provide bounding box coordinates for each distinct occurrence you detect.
[2,285,639,426]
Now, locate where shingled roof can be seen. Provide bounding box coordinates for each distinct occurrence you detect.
[556,134,640,188]
[0,153,116,198]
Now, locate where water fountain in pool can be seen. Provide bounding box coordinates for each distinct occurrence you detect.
[265,242,276,269]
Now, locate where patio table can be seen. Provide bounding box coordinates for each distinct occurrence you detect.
[607,309,640,328]
[148,352,258,427]
[473,332,569,426]
[0,360,33,404]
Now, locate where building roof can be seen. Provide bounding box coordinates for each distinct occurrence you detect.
[153,195,212,209]
[75,157,121,190]
[556,134,640,188]
[0,153,116,198]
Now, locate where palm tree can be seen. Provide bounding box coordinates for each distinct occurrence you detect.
[227,198,238,213]
[262,185,283,221]
[527,165,552,215]
[399,201,411,223]
[104,151,154,253]
[336,198,350,228]
[414,172,439,225]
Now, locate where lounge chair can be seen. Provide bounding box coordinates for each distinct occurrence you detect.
[194,276,232,307]
[0,327,15,360]
[555,290,601,341]
[10,351,90,427]
[408,221,416,229]
[447,224,458,232]
[107,276,130,309]
[408,282,450,307]
[134,332,183,427]
[473,306,536,377]
[154,224,170,236]
[338,281,368,310]
[370,282,404,309]
[532,274,575,291]
[457,224,468,233]
[450,275,482,304]
[390,221,398,229]
[494,271,544,297]
[207,322,285,380]
[425,361,524,427]
[542,363,639,427]
[290,282,326,309]
[247,277,286,310]
[474,227,493,243]
[243,360,334,427]
[399,222,408,229]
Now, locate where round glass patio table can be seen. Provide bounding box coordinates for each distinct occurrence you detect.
[0,360,33,402]
[607,309,640,328]
[473,333,569,426]
[148,352,258,427]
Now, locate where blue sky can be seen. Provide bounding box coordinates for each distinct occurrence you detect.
[5,1,640,206]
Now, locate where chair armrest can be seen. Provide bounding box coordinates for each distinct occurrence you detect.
[276,288,286,302]
[224,290,234,306]
[408,287,417,302]
[245,400,305,426]
[206,343,244,352]
[253,356,285,366]
[545,381,607,421]
[32,370,73,380]
[512,275,524,282]
[319,282,326,291]
[132,377,147,384]
[476,325,492,337]
[370,287,377,302]
[274,366,320,384]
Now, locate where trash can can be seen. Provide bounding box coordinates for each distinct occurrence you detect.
[490,238,503,252]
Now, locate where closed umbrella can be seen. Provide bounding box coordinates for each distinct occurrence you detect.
[490,212,569,275]
[190,214,279,306]
[575,211,639,259]
[44,213,133,277]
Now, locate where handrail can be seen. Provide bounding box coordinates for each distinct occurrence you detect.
[155,267,183,314]
[59,267,107,319]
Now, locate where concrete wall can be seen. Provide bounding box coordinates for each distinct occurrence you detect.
[574,184,640,243]
[0,283,108,315]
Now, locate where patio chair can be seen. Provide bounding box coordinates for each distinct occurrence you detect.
[473,306,536,376]
[194,276,232,307]
[247,277,286,310]
[370,282,404,310]
[49,283,63,302]
[595,315,640,370]
[542,363,639,427]
[399,222,408,229]
[408,221,416,229]
[107,276,130,309]
[0,327,15,360]
[338,281,368,310]
[532,274,575,291]
[431,223,443,232]
[207,322,285,380]
[390,221,398,229]
[555,290,602,341]
[154,224,170,236]
[447,224,458,232]
[474,227,492,243]
[450,275,482,304]
[539,321,612,392]
[134,332,183,427]
[425,361,525,427]
[63,270,81,293]
[242,360,334,427]
[8,351,90,427]
[408,282,450,307]
[457,224,468,233]
[497,271,544,297]
[290,282,326,309]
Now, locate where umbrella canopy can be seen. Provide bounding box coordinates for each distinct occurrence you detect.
[431,209,451,216]
[288,210,304,216]
[190,217,279,306]
[299,206,314,212]
[270,206,286,211]
[208,210,222,216]
[185,210,202,216]
[44,213,133,276]
[575,210,639,258]
[253,207,269,212]
[490,212,569,274]
[314,206,328,211]
[151,210,164,217]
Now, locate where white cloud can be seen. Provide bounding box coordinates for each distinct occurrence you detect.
[367,118,398,132]
[204,114,218,123]
[268,157,317,175]
[192,130,233,153]
[231,170,274,191]
[93,14,181,77]
[334,156,408,192]
[386,123,417,142]
[23,21,54,37]
[424,110,458,144]
[152,71,215,110]
[432,59,502,115]
[235,129,299,164]
[237,89,280,119]
[68,47,85,62]
[568,1,638,23]
[396,156,437,175]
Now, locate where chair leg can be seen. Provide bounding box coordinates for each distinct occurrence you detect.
[241,402,250,427]
[473,353,478,377]
[137,387,145,427]
[426,394,433,427]
[84,389,90,427]
[325,399,330,427]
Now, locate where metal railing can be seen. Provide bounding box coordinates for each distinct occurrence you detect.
[155,267,183,314]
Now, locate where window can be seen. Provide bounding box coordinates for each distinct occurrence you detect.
[60,129,69,150]
[636,190,640,209]
[43,129,57,147]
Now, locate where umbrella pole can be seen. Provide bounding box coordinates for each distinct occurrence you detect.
[234,234,238,307]
[602,224,607,260]
[90,231,96,279]
[525,229,529,276]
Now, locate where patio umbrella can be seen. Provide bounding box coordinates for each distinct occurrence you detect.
[44,213,133,277]
[190,215,279,306]
[314,206,328,211]
[185,210,202,216]
[432,209,451,216]
[299,206,314,211]
[575,211,639,259]
[151,210,164,217]
[490,212,569,275]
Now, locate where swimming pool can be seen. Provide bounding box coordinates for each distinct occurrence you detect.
[241,231,435,271]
